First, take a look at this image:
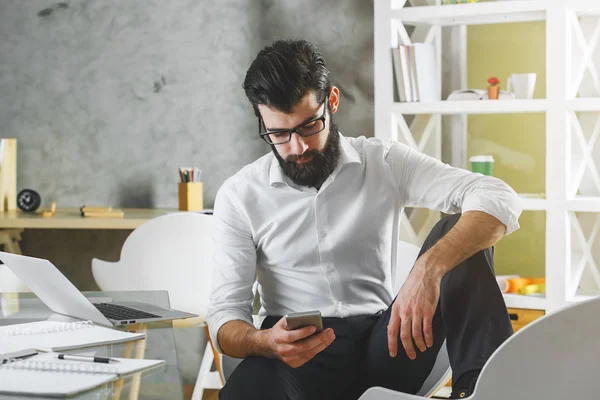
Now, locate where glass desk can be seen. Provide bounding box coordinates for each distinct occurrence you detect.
[0,291,185,400]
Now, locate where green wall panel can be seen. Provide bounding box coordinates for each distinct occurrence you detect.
[467,22,546,277]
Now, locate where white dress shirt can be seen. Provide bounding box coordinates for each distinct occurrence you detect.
[206,134,522,353]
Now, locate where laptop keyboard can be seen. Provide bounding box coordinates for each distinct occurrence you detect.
[94,303,161,321]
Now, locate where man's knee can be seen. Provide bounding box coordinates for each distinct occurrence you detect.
[427,214,494,263]
[419,214,462,256]
[431,213,461,239]
[426,213,496,280]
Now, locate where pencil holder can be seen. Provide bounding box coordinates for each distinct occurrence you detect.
[178,182,203,211]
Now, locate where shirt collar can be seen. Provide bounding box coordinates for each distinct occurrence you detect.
[269,132,362,187]
[338,132,361,165]
[269,155,288,187]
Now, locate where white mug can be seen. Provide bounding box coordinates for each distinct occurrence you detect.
[507,73,536,99]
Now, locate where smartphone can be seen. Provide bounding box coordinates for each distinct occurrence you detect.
[284,310,324,332]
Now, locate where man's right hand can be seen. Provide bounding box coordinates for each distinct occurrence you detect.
[262,316,336,368]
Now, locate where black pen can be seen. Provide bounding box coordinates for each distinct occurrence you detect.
[1,352,38,364]
[54,354,120,364]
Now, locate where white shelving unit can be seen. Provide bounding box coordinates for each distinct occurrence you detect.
[375,0,600,312]
[392,99,549,115]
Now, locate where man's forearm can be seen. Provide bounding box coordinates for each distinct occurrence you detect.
[419,210,506,278]
[217,320,273,359]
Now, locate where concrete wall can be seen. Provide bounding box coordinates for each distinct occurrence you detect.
[0,0,374,289]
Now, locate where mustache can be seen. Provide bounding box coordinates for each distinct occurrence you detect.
[285,150,320,163]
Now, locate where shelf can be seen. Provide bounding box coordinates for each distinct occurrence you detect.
[569,292,599,305]
[503,293,546,310]
[566,197,600,212]
[391,98,600,115]
[568,0,600,17]
[504,293,599,311]
[568,98,600,112]
[392,1,600,27]
[519,194,547,211]
[393,1,547,26]
[392,99,547,115]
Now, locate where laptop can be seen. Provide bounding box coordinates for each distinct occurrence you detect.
[0,251,197,326]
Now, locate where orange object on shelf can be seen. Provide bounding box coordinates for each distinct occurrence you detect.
[505,277,546,293]
[40,201,56,218]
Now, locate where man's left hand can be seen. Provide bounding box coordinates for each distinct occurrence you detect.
[387,261,442,360]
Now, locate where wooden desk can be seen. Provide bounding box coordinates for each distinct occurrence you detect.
[0,208,178,254]
[0,208,175,230]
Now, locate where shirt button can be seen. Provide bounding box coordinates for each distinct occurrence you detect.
[335,301,344,317]
[320,230,327,238]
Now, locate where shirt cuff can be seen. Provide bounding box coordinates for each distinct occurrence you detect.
[462,192,522,235]
[206,311,254,354]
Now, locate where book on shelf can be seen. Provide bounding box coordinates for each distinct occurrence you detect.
[80,206,125,218]
[391,43,440,103]
[391,48,406,102]
[408,46,419,101]
[401,46,412,101]
[447,89,516,101]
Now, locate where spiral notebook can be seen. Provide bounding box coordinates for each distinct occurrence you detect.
[0,320,145,352]
[0,352,165,397]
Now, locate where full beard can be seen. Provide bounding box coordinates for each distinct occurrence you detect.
[273,121,341,189]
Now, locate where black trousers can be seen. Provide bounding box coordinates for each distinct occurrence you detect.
[219,214,513,400]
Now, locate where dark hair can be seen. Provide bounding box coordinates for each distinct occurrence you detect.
[243,40,331,117]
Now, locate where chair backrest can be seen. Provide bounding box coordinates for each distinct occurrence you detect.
[0,265,30,292]
[474,296,600,400]
[92,212,214,318]
[393,241,421,292]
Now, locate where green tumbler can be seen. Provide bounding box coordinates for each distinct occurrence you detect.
[469,155,494,176]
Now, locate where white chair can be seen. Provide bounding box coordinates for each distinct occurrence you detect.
[0,259,30,318]
[216,241,452,398]
[0,228,30,293]
[0,265,29,293]
[91,212,221,400]
[359,294,600,400]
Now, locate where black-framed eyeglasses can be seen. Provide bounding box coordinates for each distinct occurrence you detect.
[258,96,328,145]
